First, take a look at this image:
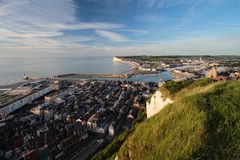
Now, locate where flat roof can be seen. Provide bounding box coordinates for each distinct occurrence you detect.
[0,94,22,108]
[0,85,50,109]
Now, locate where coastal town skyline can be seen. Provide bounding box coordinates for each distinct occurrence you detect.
[0,0,240,57]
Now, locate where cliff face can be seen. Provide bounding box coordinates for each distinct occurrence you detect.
[112,57,123,62]
[146,90,172,118]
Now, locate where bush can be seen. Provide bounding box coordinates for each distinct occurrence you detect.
[162,79,194,95]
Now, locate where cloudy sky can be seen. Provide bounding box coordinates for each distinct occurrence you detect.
[0,0,240,57]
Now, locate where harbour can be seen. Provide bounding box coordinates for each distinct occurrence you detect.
[0,57,172,86]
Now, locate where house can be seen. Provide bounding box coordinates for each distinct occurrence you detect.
[205,67,217,78]
[108,121,116,136]
[87,115,99,131]
[73,122,88,140]
[96,122,108,134]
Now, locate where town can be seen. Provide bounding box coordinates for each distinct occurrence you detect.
[0,79,156,160]
[116,56,240,81]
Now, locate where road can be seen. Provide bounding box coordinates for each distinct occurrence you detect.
[61,132,104,160]
[70,139,104,160]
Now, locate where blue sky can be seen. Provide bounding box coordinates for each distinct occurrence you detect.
[0,0,240,57]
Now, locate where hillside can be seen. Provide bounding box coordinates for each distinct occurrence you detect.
[114,80,240,160]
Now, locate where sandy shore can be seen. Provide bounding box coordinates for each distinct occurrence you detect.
[124,60,140,70]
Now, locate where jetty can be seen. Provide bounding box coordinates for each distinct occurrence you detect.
[53,57,159,82]
[53,73,130,81]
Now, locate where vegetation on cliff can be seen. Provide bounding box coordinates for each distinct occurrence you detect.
[159,78,215,98]
[115,79,240,160]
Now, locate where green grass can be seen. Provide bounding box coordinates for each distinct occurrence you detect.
[161,79,194,95]
[115,80,240,160]
[159,78,216,98]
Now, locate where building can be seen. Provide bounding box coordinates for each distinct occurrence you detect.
[30,103,49,116]
[87,115,99,131]
[96,122,108,134]
[108,121,116,136]
[0,86,53,116]
[205,67,218,78]
[44,109,54,121]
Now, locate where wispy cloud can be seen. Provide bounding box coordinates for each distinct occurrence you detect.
[104,35,240,56]
[62,23,123,30]
[139,0,192,9]
[96,30,129,42]
[0,0,126,53]
[0,0,30,16]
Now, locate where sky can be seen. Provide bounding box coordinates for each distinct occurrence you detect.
[0,0,240,57]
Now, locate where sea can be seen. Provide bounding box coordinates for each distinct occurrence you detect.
[0,57,172,86]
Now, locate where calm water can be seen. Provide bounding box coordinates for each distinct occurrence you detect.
[0,57,171,86]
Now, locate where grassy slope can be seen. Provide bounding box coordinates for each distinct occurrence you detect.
[116,80,240,160]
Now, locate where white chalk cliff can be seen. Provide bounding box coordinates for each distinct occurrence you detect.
[146,91,173,118]
[113,57,123,62]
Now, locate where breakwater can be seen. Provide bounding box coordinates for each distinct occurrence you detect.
[53,73,130,81]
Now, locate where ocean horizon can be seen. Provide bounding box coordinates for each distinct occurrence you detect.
[0,57,172,86]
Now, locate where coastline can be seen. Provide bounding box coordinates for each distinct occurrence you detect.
[113,56,140,72]
[0,57,132,86]
[0,57,172,87]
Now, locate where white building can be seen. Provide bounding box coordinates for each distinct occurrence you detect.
[108,122,116,136]
[87,116,98,131]
[96,123,108,134]
[0,87,53,115]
